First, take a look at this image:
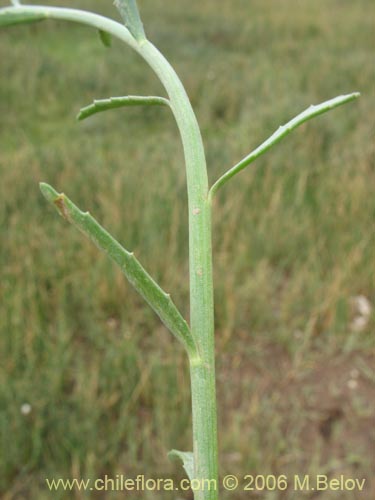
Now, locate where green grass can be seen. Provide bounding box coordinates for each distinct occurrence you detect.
[0,0,374,498]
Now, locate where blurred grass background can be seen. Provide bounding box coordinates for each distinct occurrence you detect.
[0,0,374,498]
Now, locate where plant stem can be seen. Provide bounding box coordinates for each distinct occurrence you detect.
[138,41,218,499]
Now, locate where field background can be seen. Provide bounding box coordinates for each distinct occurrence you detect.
[0,0,374,498]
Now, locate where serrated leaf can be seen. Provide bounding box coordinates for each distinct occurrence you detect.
[168,450,194,481]
[98,29,112,47]
[39,183,197,358]
[0,7,46,27]
[77,95,170,121]
[114,0,146,41]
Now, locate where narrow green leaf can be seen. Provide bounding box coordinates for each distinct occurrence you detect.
[168,450,194,481]
[114,0,146,42]
[77,95,170,121]
[39,183,197,357]
[209,92,360,197]
[0,6,46,27]
[98,29,112,47]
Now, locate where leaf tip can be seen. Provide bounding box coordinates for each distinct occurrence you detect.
[98,29,112,48]
[40,182,70,220]
[168,450,194,481]
[341,91,361,103]
[39,182,59,203]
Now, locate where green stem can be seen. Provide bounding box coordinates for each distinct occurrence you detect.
[138,41,218,499]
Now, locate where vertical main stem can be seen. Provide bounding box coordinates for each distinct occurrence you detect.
[188,201,217,500]
[139,42,218,499]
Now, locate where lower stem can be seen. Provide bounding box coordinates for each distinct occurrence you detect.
[189,200,218,500]
[190,358,218,500]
